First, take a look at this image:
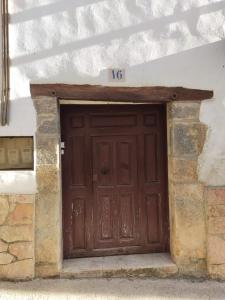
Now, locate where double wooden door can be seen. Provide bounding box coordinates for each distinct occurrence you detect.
[61,105,169,258]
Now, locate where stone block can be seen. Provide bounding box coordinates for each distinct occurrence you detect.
[8,194,35,204]
[208,235,225,265]
[175,197,204,224]
[169,102,200,120]
[208,264,225,279]
[206,188,225,205]
[0,225,33,243]
[172,123,203,157]
[8,201,16,213]
[35,263,59,278]
[36,192,59,221]
[173,183,206,262]
[36,134,59,165]
[174,183,204,203]
[208,205,225,217]
[35,191,61,267]
[0,196,9,225]
[36,166,60,193]
[208,217,225,234]
[37,114,59,135]
[0,259,34,280]
[172,159,198,183]
[7,203,33,225]
[178,260,207,278]
[0,253,14,265]
[35,237,60,264]
[174,218,206,258]
[174,223,206,263]
[33,97,57,115]
[9,242,33,260]
[0,240,8,252]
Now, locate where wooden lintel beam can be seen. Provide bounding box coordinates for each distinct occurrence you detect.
[30,84,213,102]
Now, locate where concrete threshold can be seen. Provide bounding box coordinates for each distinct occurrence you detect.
[61,253,178,279]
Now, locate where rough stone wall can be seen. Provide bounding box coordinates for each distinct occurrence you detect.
[0,195,35,280]
[206,188,225,279]
[168,101,207,277]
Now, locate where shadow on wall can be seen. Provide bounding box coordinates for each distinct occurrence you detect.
[10,0,225,76]
[7,0,225,185]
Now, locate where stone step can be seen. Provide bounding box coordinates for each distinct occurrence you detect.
[61,253,178,279]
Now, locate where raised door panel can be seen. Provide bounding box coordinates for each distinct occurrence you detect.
[144,133,158,183]
[72,197,86,250]
[90,114,137,128]
[145,194,162,244]
[118,193,135,240]
[96,192,115,242]
[92,137,117,248]
[70,136,86,187]
[94,140,114,186]
[116,137,139,245]
[116,141,133,186]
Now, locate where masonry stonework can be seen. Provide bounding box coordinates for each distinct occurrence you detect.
[206,188,225,279]
[1,97,225,280]
[0,195,35,280]
[167,101,207,277]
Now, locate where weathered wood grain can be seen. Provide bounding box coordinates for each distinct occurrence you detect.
[30,84,213,102]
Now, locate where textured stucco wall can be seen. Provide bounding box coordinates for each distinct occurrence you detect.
[0,0,225,192]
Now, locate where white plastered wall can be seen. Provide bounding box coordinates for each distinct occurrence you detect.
[0,0,225,193]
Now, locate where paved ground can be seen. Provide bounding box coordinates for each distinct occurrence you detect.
[0,278,225,300]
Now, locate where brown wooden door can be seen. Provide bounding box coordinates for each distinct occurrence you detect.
[61,105,169,258]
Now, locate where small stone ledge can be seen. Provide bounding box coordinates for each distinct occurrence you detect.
[61,253,178,279]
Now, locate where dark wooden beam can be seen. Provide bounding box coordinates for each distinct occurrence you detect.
[30,84,213,102]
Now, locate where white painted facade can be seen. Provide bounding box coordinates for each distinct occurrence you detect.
[0,0,225,192]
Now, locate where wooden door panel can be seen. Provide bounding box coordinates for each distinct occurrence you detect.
[118,193,135,240]
[145,193,162,245]
[93,139,114,186]
[94,189,116,248]
[93,137,116,248]
[61,105,169,258]
[98,194,113,240]
[144,134,158,183]
[71,116,85,128]
[92,135,139,249]
[72,197,86,250]
[144,113,158,127]
[70,136,86,186]
[90,114,137,128]
[116,141,133,186]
